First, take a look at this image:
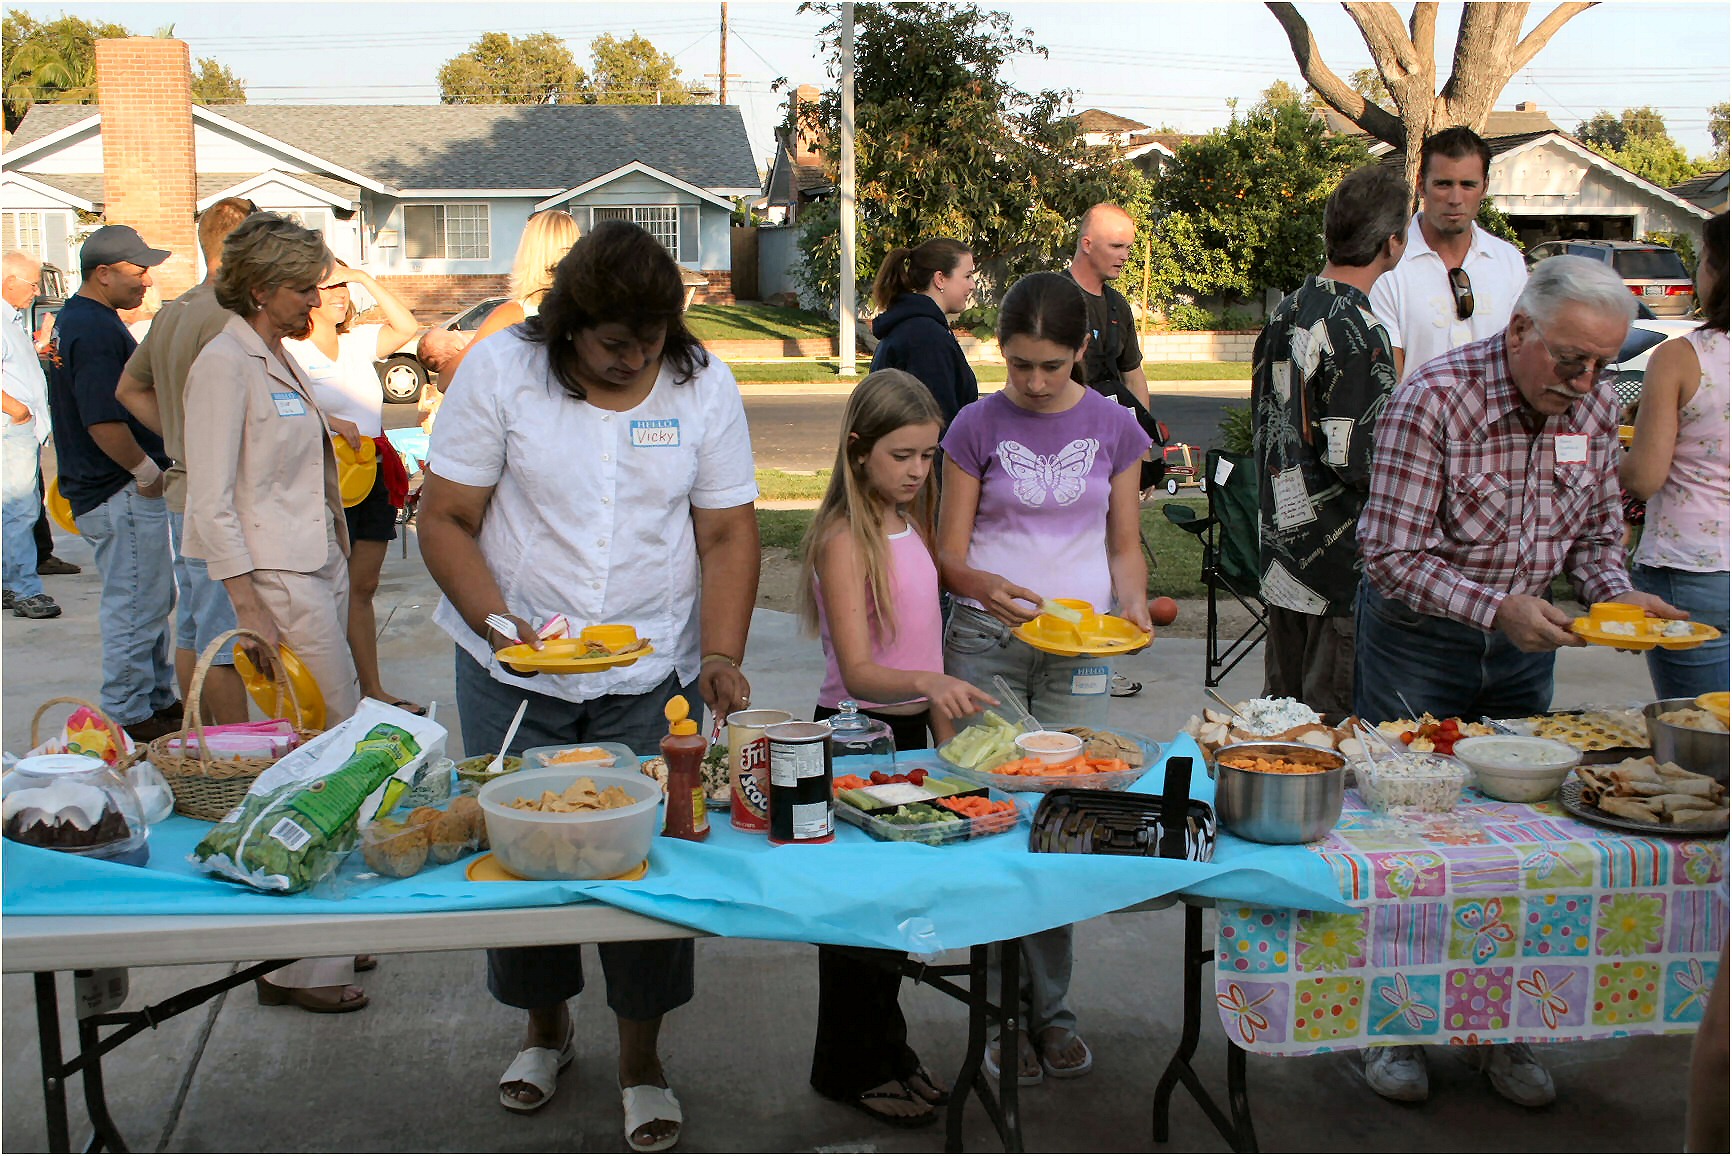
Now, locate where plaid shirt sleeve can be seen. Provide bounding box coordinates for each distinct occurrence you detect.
[1358,383,1509,630]
[1564,392,1632,604]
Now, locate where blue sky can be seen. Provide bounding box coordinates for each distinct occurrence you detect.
[10,1,1729,167]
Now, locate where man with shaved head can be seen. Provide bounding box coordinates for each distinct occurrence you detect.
[1,250,60,617]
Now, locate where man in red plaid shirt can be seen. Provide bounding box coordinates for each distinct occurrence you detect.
[1352,254,1687,1109]
[1356,254,1684,728]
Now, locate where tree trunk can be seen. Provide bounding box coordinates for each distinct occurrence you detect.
[1267,1,1598,190]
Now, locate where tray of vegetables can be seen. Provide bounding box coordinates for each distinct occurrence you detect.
[937,712,1161,794]
[832,766,1024,845]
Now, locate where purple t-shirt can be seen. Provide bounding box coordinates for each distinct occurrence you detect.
[943,388,1151,612]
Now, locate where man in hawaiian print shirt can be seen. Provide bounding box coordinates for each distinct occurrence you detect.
[1251,164,1409,720]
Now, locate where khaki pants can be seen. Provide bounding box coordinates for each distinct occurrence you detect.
[1262,605,1356,724]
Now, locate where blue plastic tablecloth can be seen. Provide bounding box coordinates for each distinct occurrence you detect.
[1,736,1350,951]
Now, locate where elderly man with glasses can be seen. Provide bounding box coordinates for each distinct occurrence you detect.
[1352,254,1689,1106]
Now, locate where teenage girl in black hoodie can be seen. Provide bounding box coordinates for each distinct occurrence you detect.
[869,239,979,424]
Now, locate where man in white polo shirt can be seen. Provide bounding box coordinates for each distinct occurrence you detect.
[1371,126,1528,382]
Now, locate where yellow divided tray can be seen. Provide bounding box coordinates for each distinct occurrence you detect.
[1570,602,1721,651]
[1617,425,1635,448]
[467,853,649,882]
[333,436,378,507]
[231,642,328,731]
[1696,691,1730,725]
[496,638,656,675]
[1012,598,1151,658]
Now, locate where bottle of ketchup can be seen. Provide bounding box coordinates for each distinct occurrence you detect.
[660,695,709,842]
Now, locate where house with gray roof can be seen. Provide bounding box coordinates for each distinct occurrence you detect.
[2,99,761,315]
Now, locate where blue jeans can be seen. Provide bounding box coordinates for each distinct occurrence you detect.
[166,511,237,665]
[1354,583,1554,722]
[79,483,177,725]
[1631,564,1730,700]
[1,422,43,598]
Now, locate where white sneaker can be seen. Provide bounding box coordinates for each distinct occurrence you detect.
[1363,1045,1428,1102]
[1483,1042,1555,1107]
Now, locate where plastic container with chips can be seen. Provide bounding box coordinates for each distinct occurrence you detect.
[477,768,659,880]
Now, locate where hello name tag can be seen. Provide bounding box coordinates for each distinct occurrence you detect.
[1070,664,1110,697]
[1555,433,1588,464]
[271,391,307,418]
[630,418,680,448]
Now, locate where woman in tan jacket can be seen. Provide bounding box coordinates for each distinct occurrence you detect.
[182,212,366,1013]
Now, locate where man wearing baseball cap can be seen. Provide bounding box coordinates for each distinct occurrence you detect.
[47,224,182,742]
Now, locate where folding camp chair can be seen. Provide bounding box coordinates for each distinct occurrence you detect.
[1162,448,1268,687]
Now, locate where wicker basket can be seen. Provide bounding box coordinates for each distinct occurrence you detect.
[148,629,322,821]
[29,696,141,771]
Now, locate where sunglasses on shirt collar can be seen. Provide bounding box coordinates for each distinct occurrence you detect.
[1448,267,1474,321]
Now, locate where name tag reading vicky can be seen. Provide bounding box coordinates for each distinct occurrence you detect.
[272,391,307,418]
[630,419,680,448]
[1555,433,1588,464]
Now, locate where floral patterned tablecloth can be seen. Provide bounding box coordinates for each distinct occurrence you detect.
[1214,787,1728,1055]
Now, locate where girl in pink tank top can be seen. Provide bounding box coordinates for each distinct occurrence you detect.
[797,370,998,1128]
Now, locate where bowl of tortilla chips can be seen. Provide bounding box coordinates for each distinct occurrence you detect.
[477,768,661,880]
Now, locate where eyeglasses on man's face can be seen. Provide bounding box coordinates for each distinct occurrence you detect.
[1530,318,1616,388]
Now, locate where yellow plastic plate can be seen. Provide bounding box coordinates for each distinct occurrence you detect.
[1569,617,1722,651]
[466,853,648,882]
[1012,607,1151,658]
[45,476,78,535]
[1695,691,1730,724]
[332,436,378,508]
[495,638,657,675]
[231,642,327,730]
[1617,424,1635,448]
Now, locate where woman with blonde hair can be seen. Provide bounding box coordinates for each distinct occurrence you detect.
[434,209,580,385]
[182,211,366,1013]
[283,263,421,712]
[798,369,995,1129]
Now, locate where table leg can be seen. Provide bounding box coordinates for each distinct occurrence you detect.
[937,939,1023,1154]
[944,944,987,1153]
[35,972,71,1154]
[1151,903,1257,1152]
[77,1012,129,1152]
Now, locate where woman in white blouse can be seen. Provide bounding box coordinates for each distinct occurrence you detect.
[420,220,759,1152]
[283,265,421,712]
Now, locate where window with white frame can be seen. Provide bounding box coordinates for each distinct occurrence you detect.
[593,205,680,256]
[403,203,490,260]
[2,213,44,259]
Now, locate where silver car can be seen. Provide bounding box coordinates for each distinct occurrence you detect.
[1526,240,1696,318]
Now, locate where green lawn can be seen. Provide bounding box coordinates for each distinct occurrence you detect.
[726,359,1251,385]
[756,469,832,501]
[754,506,1208,598]
[686,303,836,342]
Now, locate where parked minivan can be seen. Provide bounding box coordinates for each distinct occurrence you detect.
[1525,240,1696,317]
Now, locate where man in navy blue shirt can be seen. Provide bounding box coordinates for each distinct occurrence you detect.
[47,225,181,741]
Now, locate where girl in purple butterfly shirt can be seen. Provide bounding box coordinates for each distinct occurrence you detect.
[936,271,1152,1085]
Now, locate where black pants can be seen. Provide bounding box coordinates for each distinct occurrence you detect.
[808,703,932,1098]
[33,468,52,558]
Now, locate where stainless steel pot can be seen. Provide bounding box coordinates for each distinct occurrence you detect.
[1209,741,1347,845]
[1644,699,1730,783]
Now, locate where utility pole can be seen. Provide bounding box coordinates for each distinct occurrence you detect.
[839,1,857,374]
[719,3,729,105]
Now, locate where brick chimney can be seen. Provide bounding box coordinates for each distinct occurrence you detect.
[95,39,198,300]
[793,83,823,165]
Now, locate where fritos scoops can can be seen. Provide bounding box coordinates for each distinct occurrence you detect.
[765,721,834,845]
[727,709,791,831]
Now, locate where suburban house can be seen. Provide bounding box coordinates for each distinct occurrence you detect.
[757,84,832,226]
[0,38,762,317]
[1076,108,1177,173]
[1670,169,1729,216]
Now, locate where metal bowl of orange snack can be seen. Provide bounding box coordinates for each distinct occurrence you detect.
[1209,741,1347,845]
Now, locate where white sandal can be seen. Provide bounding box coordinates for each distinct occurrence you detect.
[621,1083,683,1153]
[497,1025,576,1113]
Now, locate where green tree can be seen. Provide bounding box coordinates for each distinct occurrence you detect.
[1150,94,1368,307]
[437,31,584,105]
[793,1,1145,307]
[1708,101,1729,167]
[3,12,129,130]
[191,56,246,105]
[1576,106,1706,189]
[580,33,703,104]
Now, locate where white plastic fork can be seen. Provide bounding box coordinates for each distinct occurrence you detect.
[484,613,522,644]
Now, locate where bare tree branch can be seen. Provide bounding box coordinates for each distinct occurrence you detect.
[1408,3,1438,60]
[1266,1,1405,145]
[1343,2,1421,76]
[1509,2,1597,74]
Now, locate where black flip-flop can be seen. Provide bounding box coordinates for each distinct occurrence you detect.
[824,1081,938,1130]
[902,1060,951,1106]
[384,699,429,716]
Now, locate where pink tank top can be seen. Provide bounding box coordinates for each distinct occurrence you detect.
[1634,327,1731,574]
[817,523,946,710]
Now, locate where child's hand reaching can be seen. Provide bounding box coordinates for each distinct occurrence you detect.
[917,673,999,723]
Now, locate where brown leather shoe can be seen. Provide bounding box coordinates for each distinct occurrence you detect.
[123,715,180,744]
[36,556,81,576]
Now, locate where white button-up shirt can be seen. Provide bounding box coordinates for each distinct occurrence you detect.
[1370,213,1528,383]
[2,305,51,442]
[429,331,758,704]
